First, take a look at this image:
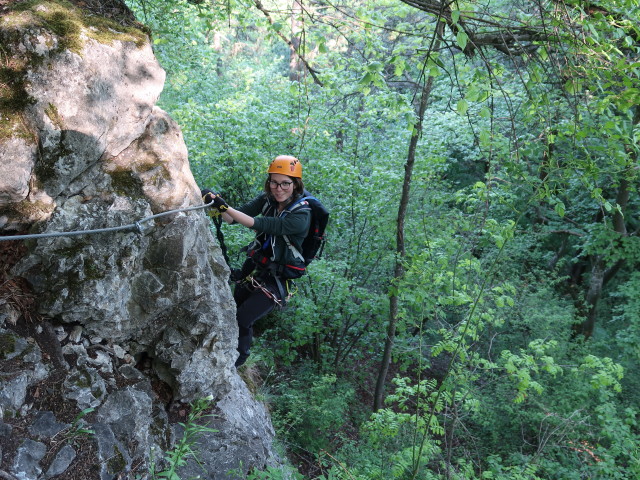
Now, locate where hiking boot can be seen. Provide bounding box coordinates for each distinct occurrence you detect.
[235,354,249,368]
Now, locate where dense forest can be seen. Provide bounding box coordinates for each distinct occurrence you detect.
[125,0,639,478]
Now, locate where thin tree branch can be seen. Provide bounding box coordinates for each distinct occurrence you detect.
[252,0,324,86]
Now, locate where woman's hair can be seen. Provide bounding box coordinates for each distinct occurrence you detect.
[264,175,305,198]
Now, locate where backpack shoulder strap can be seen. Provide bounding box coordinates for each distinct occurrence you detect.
[281,196,312,215]
[280,196,312,262]
[262,198,273,215]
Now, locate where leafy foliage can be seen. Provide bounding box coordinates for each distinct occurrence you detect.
[124,0,640,478]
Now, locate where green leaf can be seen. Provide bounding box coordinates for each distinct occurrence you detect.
[555,201,565,218]
[466,87,479,102]
[565,78,583,94]
[457,98,469,115]
[394,59,406,77]
[405,111,416,130]
[358,72,373,86]
[367,61,384,72]
[538,46,549,61]
[457,31,468,51]
[477,89,490,102]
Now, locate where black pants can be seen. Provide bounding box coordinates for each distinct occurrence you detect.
[234,275,283,363]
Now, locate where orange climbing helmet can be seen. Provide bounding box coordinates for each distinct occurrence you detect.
[267,155,302,178]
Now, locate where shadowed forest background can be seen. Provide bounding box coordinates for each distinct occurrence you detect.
[125,0,639,478]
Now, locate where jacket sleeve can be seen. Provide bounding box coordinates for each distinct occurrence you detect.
[236,193,268,218]
[253,206,311,236]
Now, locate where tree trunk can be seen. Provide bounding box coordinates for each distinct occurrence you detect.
[576,178,631,338]
[571,107,638,340]
[289,0,303,81]
[372,73,435,412]
[577,109,640,337]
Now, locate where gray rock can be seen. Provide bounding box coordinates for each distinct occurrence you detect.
[97,386,153,458]
[0,330,48,416]
[44,445,76,479]
[0,300,21,326]
[85,349,114,373]
[68,325,83,343]
[1,1,280,476]
[12,439,47,480]
[61,342,88,364]
[113,344,127,359]
[93,422,132,480]
[0,373,30,414]
[28,411,70,440]
[63,367,107,410]
[178,375,281,479]
[118,363,147,383]
[24,40,165,199]
[0,421,13,438]
[1,421,12,460]
[0,329,29,361]
[0,137,35,205]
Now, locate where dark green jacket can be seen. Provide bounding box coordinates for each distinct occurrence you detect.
[237,193,311,269]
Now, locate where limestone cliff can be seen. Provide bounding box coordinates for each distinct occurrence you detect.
[0,1,278,478]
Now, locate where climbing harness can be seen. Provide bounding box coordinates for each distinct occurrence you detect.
[244,272,296,308]
[0,200,216,242]
[248,275,283,307]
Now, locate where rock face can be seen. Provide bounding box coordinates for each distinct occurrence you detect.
[0,1,278,478]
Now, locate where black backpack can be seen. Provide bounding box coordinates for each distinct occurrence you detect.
[283,190,330,266]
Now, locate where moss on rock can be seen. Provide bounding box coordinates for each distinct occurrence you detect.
[107,445,127,474]
[2,199,55,223]
[44,102,64,129]
[8,0,148,53]
[108,170,145,198]
[83,257,105,280]
[0,0,150,142]
[0,62,32,113]
[0,40,34,139]
[0,332,17,359]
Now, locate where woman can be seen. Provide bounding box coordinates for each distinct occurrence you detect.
[203,155,311,367]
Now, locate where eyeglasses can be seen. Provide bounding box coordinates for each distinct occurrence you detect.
[269,180,293,190]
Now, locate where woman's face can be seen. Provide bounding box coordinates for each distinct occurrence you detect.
[269,173,295,204]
